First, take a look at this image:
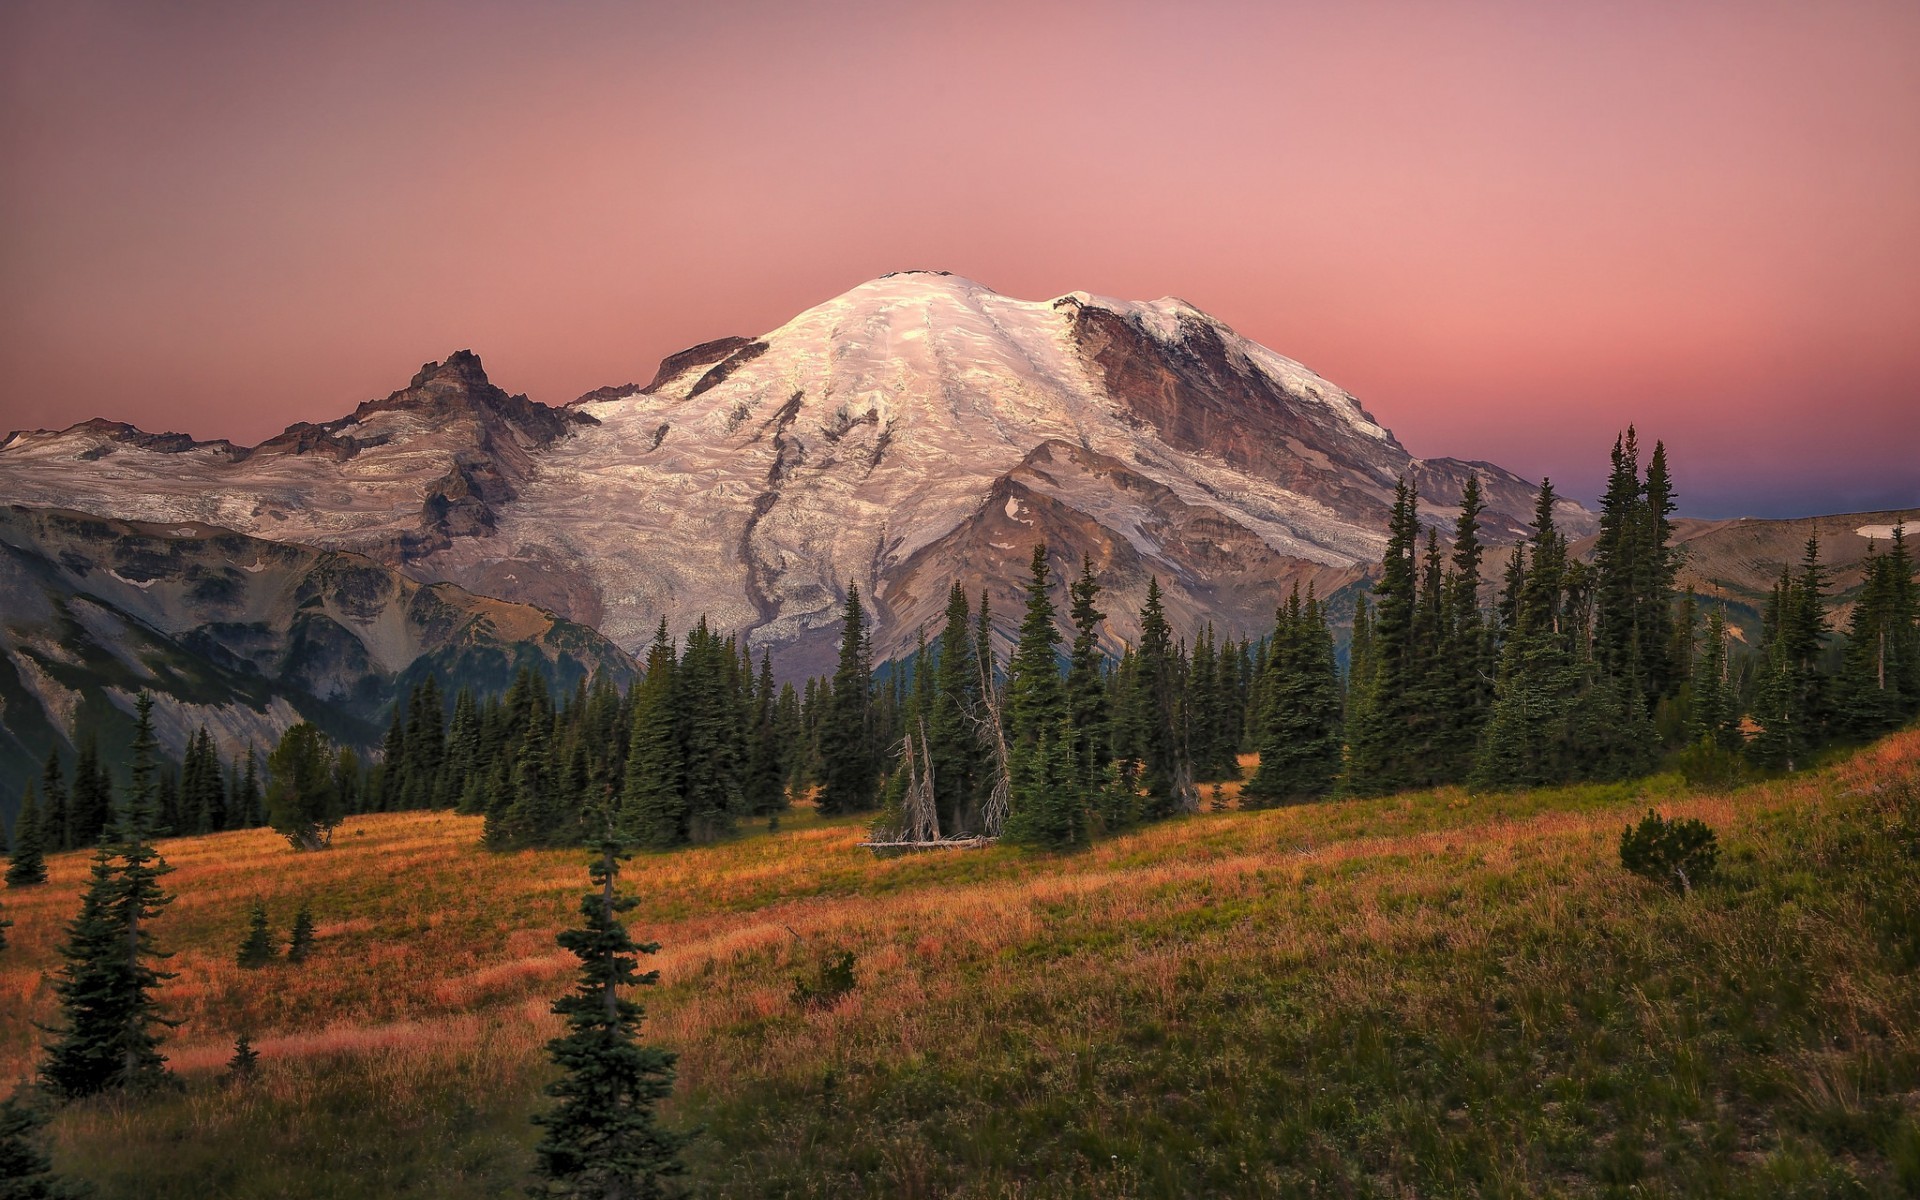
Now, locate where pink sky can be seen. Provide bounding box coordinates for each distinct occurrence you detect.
[1,0,1915,517]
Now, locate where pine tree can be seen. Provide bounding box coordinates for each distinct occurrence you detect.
[1065,556,1110,794]
[265,724,344,851]
[619,623,687,850]
[817,585,879,816]
[678,620,745,842]
[1689,607,1741,751]
[1346,478,1424,795]
[226,1035,260,1083]
[743,650,787,819]
[1749,536,1830,771]
[39,749,69,854]
[7,786,48,887]
[1244,586,1343,805]
[237,898,277,967]
[1130,578,1195,819]
[68,736,112,849]
[928,583,983,836]
[41,693,175,1099]
[0,1093,85,1198]
[1005,545,1067,745]
[530,838,688,1197]
[288,903,316,964]
[1004,719,1087,851]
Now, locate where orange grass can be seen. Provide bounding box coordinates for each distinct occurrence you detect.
[5,731,1917,1196]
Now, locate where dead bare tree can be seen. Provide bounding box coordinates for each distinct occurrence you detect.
[973,639,1012,837]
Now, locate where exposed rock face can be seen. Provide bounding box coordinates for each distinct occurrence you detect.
[0,350,594,564]
[0,274,1593,674]
[0,504,637,821]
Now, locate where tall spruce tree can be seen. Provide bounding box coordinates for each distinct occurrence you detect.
[927,583,983,835]
[1244,585,1343,805]
[41,693,175,1098]
[1129,578,1195,819]
[530,835,687,1197]
[7,786,48,887]
[744,650,787,819]
[1065,556,1110,796]
[620,623,686,850]
[1346,478,1424,795]
[817,585,879,816]
[39,749,69,854]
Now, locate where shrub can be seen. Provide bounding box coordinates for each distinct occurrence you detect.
[791,949,857,1010]
[1673,738,1747,791]
[1620,809,1719,893]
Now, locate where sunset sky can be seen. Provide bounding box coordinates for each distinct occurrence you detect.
[1,0,1915,518]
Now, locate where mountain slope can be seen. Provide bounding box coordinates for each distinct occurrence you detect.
[0,505,636,821]
[0,273,1589,670]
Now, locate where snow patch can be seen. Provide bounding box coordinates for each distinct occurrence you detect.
[108,569,157,590]
[1856,524,1905,541]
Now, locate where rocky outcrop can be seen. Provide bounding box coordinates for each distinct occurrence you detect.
[0,504,637,823]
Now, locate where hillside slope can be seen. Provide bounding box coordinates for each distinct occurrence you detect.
[5,732,1915,1197]
[0,504,637,820]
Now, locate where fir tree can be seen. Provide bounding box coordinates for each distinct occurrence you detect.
[1129,578,1195,819]
[288,903,317,964]
[1064,556,1110,794]
[68,736,112,849]
[1689,607,1742,752]
[226,1035,260,1083]
[265,724,344,851]
[619,623,686,850]
[0,1093,86,1199]
[817,585,879,816]
[236,898,277,967]
[743,650,787,819]
[41,693,175,1099]
[1004,719,1087,851]
[1244,585,1343,805]
[1005,545,1067,744]
[928,583,983,836]
[1346,478,1424,795]
[39,749,69,854]
[530,838,688,1197]
[7,786,48,887]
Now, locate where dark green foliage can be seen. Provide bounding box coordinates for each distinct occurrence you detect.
[1005,719,1088,851]
[790,949,858,1010]
[927,584,984,836]
[40,693,175,1100]
[288,903,316,964]
[265,724,344,851]
[530,841,688,1198]
[817,585,879,816]
[677,620,746,842]
[7,786,48,887]
[1124,579,1194,819]
[1064,557,1109,796]
[237,899,277,967]
[1619,809,1719,893]
[1243,586,1342,806]
[68,738,112,850]
[1005,545,1066,746]
[619,626,685,851]
[1346,478,1424,795]
[37,750,69,855]
[0,1093,86,1199]
[1834,525,1919,741]
[226,1035,260,1083]
[743,651,787,820]
[1750,537,1832,772]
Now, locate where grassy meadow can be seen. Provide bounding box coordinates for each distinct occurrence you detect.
[4,734,1919,1197]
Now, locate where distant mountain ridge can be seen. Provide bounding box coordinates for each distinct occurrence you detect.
[0,272,1594,676]
[0,504,637,820]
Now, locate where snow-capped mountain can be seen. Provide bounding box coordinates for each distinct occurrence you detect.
[0,272,1591,674]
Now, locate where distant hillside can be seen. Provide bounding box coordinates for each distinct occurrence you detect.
[0,505,637,822]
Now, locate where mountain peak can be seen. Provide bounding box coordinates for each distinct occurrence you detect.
[409,349,490,390]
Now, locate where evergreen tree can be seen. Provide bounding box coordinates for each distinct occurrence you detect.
[7,786,48,887]
[678,620,745,842]
[1436,474,1495,778]
[619,623,686,850]
[530,838,688,1198]
[1244,586,1343,805]
[1004,719,1087,851]
[68,736,112,849]
[817,585,879,816]
[927,583,983,836]
[236,899,277,967]
[1129,578,1195,819]
[39,750,69,854]
[1689,607,1742,751]
[233,748,263,830]
[287,902,317,964]
[226,1035,260,1083]
[1834,526,1920,739]
[41,694,175,1099]
[1346,478,1424,795]
[744,650,788,819]
[1064,556,1110,794]
[0,1093,86,1199]
[265,724,344,851]
[1749,536,1830,771]
[1005,545,1067,744]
